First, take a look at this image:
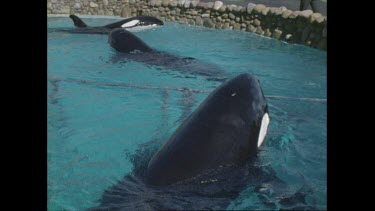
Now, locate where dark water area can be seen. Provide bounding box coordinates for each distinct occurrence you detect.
[201,0,327,16]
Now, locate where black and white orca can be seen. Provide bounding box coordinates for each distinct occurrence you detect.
[108,28,226,81]
[50,15,164,35]
[88,73,315,210]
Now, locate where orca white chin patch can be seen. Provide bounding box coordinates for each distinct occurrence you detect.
[121,20,140,28]
[257,113,270,148]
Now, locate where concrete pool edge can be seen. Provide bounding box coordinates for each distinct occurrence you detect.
[47,0,326,51]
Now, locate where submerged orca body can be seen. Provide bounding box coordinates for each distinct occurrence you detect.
[50,15,164,35]
[88,74,316,210]
[108,28,226,80]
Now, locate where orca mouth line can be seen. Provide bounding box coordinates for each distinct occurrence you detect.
[48,77,327,103]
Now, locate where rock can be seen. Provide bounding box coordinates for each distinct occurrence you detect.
[256,26,264,35]
[316,16,325,23]
[178,17,187,24]
[191,10,198,15]
[223,22,230,29]
[235,17,240,22]
[282,10,292,19]
[201,13,210,18]
[234,6,243,12]
[299,10,313,18]
[219,5,226,12]
[215,22,222,29]
[217,16,222,22]
[264,29,272,37]
[254,19,260,26]
[254,4,266,13]
[196,2,206,8]
[203,19,215,28]
[247,3,256,14]
[121,7,131,17]
[191,0,199,7]
[98,10,105,15]
[162,0,170,7]
[289,11,300,19]
[73,3,81,9]
[213,1,223,10]
[195,16,203,25]
[285,34,292,40]
[155,0,162,7]
[228,13,235,20]
[90,2,98,7]
[184,0,191,8]
[309,12,322,23]
[261,7,269,15]
[204,2,214,9]
[273,29,282,39]
[188,19,195,25]
[170,1,177,7]
[105,10,114,16]
[222,13,228,19]
[233,23,241,30]
[47,2,52,10]
[103,0,109,6]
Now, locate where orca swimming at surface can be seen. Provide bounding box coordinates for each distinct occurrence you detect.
[108,28,226,81]
[89,73,316,210]
[49,14,164,34]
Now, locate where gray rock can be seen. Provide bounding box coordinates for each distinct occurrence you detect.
[215,22,222,29]
[195,16,203,25]
[213,1,223,10]
[155,0,162,7]
[196,2,206,8]
[233,23,241,30]
[309,12,322,23]
[121,7,131,17]
[256,26,264,35]
[223,22,230,29]
[201,13,210,18]
[285,34,292,40]
[105,10,114,16]
[316,16,325,23]
[204,2,214,9]
[90,2,99,7]
[170,0,177,7]
[228,13,235,20]
[191,10,198,15]
[188,19,195,25]
[300,10,313,18]
[254,4,266,13]
[184,0,191,8]
[178,17,187,24]
[254,19,260,26]
[261,7,269,16]
[73,3,81,9]
[203,19,215,28]
[47,2,52,10]
[247,3,256,14]
[273,29,282,39]
[235,17,240,22]
[289,11,300,19]
[222,13,228,19]
[103,0,109,6]
[234,6,243,12]
[191,0,199,7]
[219,5,226,12]
[264,29,272,37]
[282,10,292,19]
[162,0,170,7]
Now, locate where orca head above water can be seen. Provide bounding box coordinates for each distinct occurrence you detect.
[146,73,270,186]
[108,28,153,53]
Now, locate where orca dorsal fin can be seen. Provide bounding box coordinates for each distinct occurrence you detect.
[69,15,88,28]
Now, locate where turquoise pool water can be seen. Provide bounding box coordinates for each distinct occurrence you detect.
[47,15,326,210]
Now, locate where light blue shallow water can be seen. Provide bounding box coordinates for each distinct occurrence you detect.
[47,15,326,210]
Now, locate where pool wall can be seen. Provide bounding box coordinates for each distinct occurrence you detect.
[47,0,327,51]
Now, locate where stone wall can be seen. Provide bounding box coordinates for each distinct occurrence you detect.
[47,0,327,50]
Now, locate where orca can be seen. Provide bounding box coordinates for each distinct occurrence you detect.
[108,28,226,81]
[145,73,270,185]
[49,15,164,35]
